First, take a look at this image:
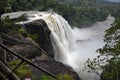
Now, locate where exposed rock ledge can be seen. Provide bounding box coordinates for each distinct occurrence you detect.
[31,54,80,80]
[1,11,81,80]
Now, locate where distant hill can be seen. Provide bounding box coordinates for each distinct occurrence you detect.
[0,0,120,27]
[58,0,120,5]
[58,0,120,27]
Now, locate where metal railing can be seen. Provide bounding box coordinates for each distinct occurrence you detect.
[0,42,57,79]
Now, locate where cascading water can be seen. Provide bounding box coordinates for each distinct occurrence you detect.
[19,11,115,80]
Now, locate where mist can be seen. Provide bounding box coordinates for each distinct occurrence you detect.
[46,13,115,80]
[66,16,115,80]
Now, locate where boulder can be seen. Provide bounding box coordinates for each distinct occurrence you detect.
[10,38,42,59]
[24,20,54,57]
[31,54,81,80]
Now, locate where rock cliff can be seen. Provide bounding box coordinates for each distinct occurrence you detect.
[1,11,81,80]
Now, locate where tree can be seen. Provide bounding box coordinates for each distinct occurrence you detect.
[85,19,120,80]
[0,0,11,15]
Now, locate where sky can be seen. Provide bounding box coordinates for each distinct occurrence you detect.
[107,0,120,2]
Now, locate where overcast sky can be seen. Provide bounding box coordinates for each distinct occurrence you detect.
[107,0,120,2]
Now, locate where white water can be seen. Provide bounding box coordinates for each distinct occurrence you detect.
[20,11,115,80]
[70,16,114,80]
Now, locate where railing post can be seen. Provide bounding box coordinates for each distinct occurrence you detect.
[0,43,58,79]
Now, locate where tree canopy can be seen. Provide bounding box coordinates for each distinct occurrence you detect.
[0,0,120,27]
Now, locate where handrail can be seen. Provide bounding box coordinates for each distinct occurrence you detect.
[0,43,58,79]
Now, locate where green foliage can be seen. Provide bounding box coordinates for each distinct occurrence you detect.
[16,14,28,22]
[58,0,120,26]
[0,0,11,15]
[27,34,38,41]
[1,16,14,30]
[1,0,120,27]
[85,19,120,80]
[9,59,33,79]
[17,28,25,34]
[0,14,26,33]
[112,7,120,20]
[41,74,73,80]
[0,16,19,33]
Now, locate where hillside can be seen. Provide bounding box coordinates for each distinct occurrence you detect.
[0,0,120,27]
[58,0,120,26]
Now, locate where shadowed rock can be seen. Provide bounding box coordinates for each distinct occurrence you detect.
[10,38,42,59]
[1,11,81,80]
[24,20,54,57]
[31,54,81,80]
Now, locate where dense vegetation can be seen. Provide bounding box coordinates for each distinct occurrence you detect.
[58,0,120,26]
[0,0,120,27]
[41,74,73,80]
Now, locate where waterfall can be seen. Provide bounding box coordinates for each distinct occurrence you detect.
[19,11,115,80]
[41,13,75,63]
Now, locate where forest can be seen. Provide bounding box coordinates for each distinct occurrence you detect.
[0,0,120,27]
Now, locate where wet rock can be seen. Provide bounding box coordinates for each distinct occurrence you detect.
[31,54,81,80]
[24,20,54,57]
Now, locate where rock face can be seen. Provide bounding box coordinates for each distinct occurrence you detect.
[0,31,42,59]
[10,38,42,59]
[23,19,80,80]
[0,32,25,45]
[24,20,54,57]
[31,54,81,80]
[1,11,81,80]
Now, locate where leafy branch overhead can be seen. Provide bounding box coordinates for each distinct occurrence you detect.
[85,19,120,80]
